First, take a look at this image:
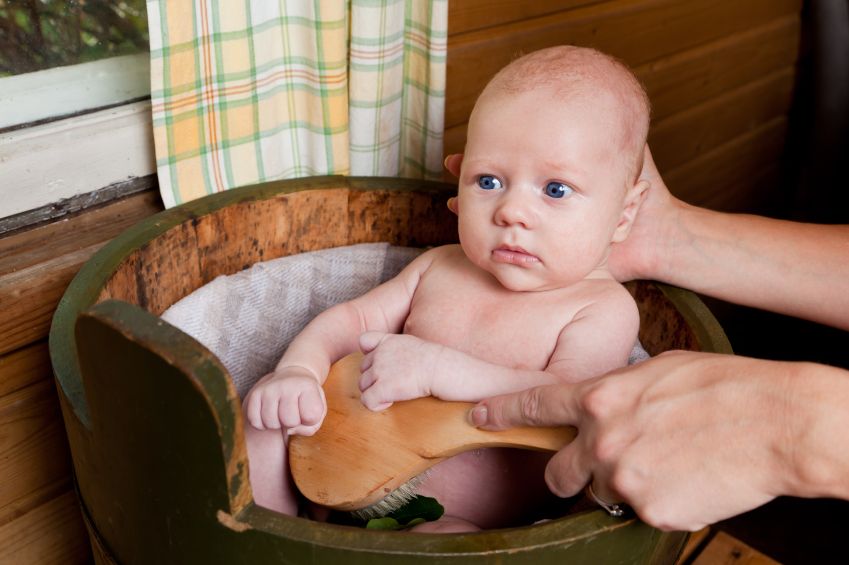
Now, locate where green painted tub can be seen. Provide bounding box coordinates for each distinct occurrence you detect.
[50,176,731,564]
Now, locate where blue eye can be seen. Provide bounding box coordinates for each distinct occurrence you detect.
[477,175,502,190]
[545,181,573,199]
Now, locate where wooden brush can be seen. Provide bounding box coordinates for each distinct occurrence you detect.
[288,352,576,515]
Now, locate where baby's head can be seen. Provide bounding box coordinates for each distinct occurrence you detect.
[450,46,651,291]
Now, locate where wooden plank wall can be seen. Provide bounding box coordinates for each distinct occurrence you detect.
[0,1,803,561]
[0,190,163,564]
[445,0,803,212]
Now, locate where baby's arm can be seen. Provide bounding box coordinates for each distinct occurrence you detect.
[243,249,438,434]
[358,283,640,408]
[542,283,641,380]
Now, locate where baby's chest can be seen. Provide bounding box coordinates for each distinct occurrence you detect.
[404,279,576,370]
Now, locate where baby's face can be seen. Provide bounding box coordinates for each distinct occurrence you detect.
[457,88,635,292]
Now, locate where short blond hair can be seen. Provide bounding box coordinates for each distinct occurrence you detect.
[479,46,651,177]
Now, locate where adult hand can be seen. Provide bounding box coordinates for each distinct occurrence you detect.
[605,145,687,282]
[443,154,463,214]
[470,351,812,531]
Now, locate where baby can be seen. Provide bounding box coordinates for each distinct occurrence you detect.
[243,45,651,532]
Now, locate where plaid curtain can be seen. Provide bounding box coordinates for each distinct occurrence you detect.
[147,0,447,208]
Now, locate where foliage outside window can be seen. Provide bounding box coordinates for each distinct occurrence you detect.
[0,0,149,77]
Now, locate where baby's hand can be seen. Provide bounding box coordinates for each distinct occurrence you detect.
[357,332,442,411]
[243,366,327,436]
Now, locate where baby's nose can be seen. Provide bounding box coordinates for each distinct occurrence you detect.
[493,191,534,228]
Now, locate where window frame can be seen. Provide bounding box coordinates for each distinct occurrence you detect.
[0,54,154,223]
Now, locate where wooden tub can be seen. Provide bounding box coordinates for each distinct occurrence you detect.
[50,176,730,564]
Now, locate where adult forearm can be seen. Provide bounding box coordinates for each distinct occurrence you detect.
[782,362,849,500]
[662,203,849,330]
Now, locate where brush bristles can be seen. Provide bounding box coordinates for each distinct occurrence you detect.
[350,470,430,521]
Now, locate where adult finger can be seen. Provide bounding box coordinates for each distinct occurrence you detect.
[543,443,594,499]
[443,153,463,177]
[446,197,458,215]
[444,154,462,216]
[638,144,658,184]
[470,384,581,430]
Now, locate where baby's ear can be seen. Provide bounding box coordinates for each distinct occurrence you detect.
[611,178,649,243]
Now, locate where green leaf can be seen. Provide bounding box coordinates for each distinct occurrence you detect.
[405,518,426,528]
[360,496,446,530]
[366,517,402,530]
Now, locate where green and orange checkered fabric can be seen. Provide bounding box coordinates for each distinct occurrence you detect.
[147,0,447,208]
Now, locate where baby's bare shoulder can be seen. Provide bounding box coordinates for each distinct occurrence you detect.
[425,243,464,260]
[568,278,638,319]
[398,244,461,276]
[416,244,476,276]
[588,278,635,300]
[408,244,460,268]
[561,276,631,301]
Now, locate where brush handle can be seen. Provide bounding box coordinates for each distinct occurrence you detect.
[288,352,576,511]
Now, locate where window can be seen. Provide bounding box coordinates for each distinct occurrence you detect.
[1,0,148,77]
[0,1,154,225]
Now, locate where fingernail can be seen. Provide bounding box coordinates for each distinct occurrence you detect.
[468,405,487,427]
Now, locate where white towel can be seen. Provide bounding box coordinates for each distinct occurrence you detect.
[162,243,649,398]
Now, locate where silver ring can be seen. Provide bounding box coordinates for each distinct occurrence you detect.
[586,482,627,517]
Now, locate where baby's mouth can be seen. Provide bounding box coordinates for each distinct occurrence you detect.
[491,246,540,265]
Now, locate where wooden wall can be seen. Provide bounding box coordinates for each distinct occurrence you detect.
[0,191,162,564]
[0,1,803,561]
[445,0,803,212]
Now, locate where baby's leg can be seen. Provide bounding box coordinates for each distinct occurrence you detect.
[244,424,299,515]
[415,448,554,530]
[410,516,481,533]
